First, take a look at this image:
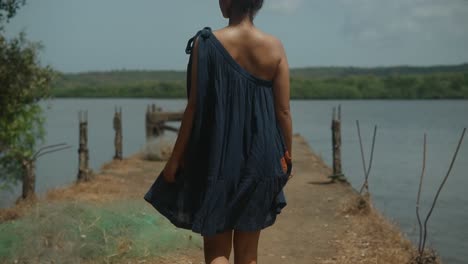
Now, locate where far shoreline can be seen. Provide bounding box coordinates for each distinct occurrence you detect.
[51,64,468,100]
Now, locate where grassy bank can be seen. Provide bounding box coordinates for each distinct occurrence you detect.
[0,200,200,263]
[52,64,468,99]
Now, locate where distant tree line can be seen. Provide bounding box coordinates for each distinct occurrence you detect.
[290,73,468,99]
[51,65,468,99]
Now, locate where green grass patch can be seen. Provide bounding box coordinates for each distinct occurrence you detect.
[0,200,201,263]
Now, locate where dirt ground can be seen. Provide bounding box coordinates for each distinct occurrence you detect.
[1,134,418,263]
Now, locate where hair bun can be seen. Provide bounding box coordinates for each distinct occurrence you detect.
[251,0,264,10]
[232,0,264,18]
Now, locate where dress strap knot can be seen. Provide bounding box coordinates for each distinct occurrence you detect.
[185,26,212,54]
[200,27,212,39]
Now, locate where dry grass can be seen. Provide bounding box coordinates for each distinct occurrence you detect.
[409,249,442,264]
[0,195,37,223]
[335,192,442,264]
[46,152,163,204]
[0,207,22,222]
[341,192,372,216]
[46,174,127,203]
[101,153,146,171]
[315,192,414,264]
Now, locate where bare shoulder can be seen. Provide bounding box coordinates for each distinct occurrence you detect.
[212,27,228,39]
[260,31,283,48]
[213,27,284,50]
[257,29,284,47]
[255,30,286,59]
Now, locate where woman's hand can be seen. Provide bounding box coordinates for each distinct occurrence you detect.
[162,157,179,183]
[288,167,295,181]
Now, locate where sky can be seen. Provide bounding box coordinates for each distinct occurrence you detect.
[4,0,468,73]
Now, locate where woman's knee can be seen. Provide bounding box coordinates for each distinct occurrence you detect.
[203,230,233,263]
[233,230,261,264]
[206,256,230,264]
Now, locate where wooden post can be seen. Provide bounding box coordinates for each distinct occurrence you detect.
[330,105,346,182]
[21,159,36,200]
[146,105,151,140]
[77,110,91,182]
[146,104,183,140]
[113,107,123,160]
[153,105,164,137]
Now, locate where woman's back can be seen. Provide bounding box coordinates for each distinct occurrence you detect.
[212,24,292,159]
[213,27,282,82]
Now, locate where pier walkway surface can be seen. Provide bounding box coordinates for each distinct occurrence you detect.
[0,134,413,264]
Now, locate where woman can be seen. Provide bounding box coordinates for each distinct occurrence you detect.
[144,1,293,263]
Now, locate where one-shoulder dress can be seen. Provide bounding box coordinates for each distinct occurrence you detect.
[144,27,292,237]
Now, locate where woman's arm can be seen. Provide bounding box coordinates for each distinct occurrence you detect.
[272,41,293,158]
[162,38,200,182]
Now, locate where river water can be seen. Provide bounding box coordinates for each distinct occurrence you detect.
[1,99,467,263]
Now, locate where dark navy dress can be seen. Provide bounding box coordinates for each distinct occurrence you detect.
[144,27,292,237]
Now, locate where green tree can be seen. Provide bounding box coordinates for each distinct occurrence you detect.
[0,0,54,191]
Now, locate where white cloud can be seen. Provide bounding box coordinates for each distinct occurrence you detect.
[412,4,454,18]
[267,0,304,14]
[340,0,468,41]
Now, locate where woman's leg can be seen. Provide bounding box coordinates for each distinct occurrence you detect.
[203,230,233,264]
[233,230,261,264]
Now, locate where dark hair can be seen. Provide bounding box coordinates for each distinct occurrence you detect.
[231,0,264,19]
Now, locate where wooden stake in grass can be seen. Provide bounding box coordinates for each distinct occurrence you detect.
[356,120,378,195]
[113,106,123,160]
[330,105,346,182]
[78,110,91,182]
[416,128,466,260]
[416,134,427,255]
